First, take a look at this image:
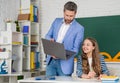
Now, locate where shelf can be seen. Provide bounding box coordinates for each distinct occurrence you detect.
[23,33,29,35]
[23,44,30,47]
[12,44,22,46]
[31,34,39,36]
[12,32,22,34]
[31,45,38,47]
[18,20,38,23]
[0,72,23,76]
[19,7,40,70]
[0,44,11,46]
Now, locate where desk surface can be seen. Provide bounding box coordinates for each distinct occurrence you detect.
[18,76,102,83]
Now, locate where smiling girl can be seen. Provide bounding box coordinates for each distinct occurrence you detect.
[77,37,109,79]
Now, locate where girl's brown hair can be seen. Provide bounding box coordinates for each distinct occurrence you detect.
[81,37,101,76]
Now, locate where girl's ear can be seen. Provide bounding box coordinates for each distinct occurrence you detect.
[92,46,95,50]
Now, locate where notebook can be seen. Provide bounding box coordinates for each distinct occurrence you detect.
[42,38,76,60]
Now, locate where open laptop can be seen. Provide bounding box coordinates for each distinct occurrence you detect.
[41,38,76,60]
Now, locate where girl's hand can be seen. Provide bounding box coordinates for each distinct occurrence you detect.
[88,71,96,78]
[81,74,91,79]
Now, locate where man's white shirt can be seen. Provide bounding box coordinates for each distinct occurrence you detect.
[56,22,70,43]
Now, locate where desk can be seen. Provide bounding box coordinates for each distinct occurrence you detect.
[0,72,23,83]
[18,76,101,83]
[0,71,38,83]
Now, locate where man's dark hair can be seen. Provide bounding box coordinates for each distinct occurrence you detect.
[64,1,77,12]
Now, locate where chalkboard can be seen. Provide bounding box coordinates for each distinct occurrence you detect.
[76,15,120,62]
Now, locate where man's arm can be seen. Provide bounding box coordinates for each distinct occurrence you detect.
[45,19,57,40]
[73,26,84,54]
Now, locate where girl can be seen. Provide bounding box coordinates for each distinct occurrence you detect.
[77,37,109,79]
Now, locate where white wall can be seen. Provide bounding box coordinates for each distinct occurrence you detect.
[0,0,20,31]
[40,0,120,38]
[40,0,120,70]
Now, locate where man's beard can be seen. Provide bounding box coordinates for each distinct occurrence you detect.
[65,19,72,24]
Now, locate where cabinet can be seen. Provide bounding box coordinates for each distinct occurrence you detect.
[0,31,23,74]
[19,0,41,71]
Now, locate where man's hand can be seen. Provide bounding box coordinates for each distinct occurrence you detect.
[50,38,54,42]
[51,55,58,59]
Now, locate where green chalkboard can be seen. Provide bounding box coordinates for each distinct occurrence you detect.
[76,15,120,59]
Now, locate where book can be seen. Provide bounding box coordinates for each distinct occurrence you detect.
[101,76,119,83]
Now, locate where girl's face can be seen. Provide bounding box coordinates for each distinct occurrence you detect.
[82,39,95,54]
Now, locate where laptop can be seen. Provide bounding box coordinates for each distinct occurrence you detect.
[41,38,76,60]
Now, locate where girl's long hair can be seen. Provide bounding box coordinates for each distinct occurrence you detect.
[81,37,101,76]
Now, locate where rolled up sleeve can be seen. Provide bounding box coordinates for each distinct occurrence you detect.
[76,55,83,77]
[100,55,110,75]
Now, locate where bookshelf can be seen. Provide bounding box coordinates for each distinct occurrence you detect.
[19,0,41,71]
[0,0,41,83]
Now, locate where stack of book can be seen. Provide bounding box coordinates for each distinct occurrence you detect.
[101,76,119,83]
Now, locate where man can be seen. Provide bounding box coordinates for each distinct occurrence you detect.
[45,1,84,76]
